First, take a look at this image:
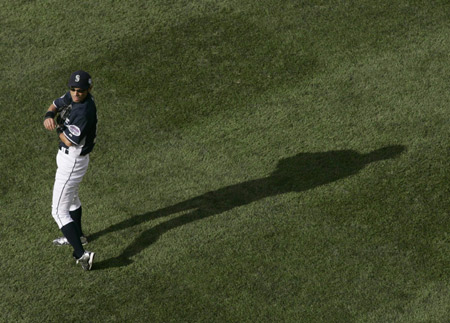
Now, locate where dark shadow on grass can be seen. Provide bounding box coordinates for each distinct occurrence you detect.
[92,145,405,269]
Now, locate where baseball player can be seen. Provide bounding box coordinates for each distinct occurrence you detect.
[43,70,97,271]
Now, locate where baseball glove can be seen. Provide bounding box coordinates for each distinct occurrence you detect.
[56,104,72,127]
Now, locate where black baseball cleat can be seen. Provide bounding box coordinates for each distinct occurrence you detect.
[76,251,95,271]
[53,236,88,246]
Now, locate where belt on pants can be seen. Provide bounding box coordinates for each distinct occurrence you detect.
[59,146,88,157]
[59,146,69,154]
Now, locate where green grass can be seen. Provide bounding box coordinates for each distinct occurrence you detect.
[1,0,449,322]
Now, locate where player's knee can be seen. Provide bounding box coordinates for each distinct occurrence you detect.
[52,209,72,229]
[69,198,81,211]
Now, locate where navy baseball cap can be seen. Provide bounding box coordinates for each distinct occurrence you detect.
[68,70,92,89]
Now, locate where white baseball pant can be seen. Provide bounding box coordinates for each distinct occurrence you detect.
[52,148,89,229]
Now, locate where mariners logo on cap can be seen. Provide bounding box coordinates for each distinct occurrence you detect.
[69,70,92,89]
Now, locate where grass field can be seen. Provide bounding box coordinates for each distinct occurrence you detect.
[1,0,449,322]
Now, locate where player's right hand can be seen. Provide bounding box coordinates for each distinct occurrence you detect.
[44,117,56,131]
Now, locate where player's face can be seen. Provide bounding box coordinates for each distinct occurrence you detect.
[70,87,89,103]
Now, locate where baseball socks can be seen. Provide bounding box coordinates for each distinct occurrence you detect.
[61,222,85,259]
[70,206,84,238]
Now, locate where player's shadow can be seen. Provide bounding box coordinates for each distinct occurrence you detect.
[92,145,405,269]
